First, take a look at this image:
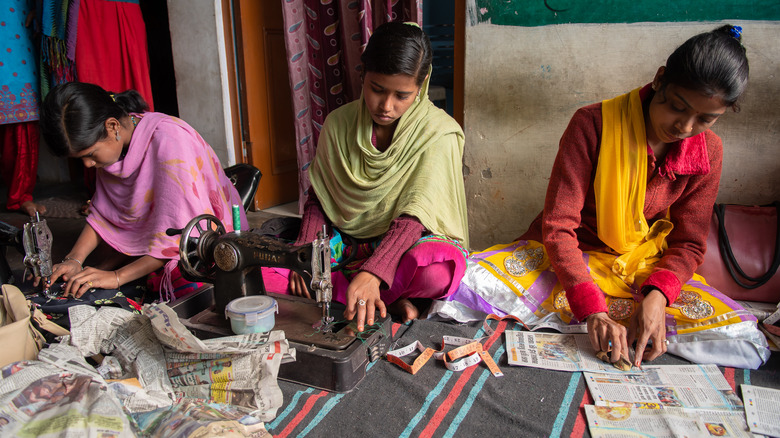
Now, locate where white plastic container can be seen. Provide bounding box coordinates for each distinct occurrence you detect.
[225,295,278,334]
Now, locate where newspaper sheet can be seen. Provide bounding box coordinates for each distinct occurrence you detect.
[584,364,744,411]
[741,384,780,437]
[67,304,175,413]
[143,303,291,421]
[0,343,136,438]
[760,323,780,352]
[737,301,780,352]
[735,301,779,321]
[132,399,272,438]
[0,301,293,436]
[0,348,272,437]
[584,405,755,438]
[65,303,291,420]
[504,330,628,372]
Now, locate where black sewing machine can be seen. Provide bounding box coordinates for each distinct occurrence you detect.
[22,213,55,290]
[0,213,59,299]
[167,214,392,392]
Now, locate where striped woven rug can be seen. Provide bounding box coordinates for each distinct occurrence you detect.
[266,318,780,437]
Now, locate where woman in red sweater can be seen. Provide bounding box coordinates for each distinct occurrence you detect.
[433,25,768,369]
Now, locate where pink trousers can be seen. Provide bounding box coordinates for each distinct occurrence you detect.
[260,240,467,305]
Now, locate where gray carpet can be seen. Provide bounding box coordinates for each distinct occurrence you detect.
[32,194,88,219]
[0,181,89,220]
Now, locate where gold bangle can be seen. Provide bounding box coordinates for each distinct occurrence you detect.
[63,257,83,270]
[114,270,121,289]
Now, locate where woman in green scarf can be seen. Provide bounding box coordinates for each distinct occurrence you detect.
[278,22,469,332]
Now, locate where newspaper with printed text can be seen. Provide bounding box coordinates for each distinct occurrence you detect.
[505,330,629,372]
[0,302,288,436]
[584,364,744,411]
[0,343,137,437]
[741,384,780,437]
[584,405,756,438]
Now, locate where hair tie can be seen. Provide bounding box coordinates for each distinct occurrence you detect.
[729,25,742,39]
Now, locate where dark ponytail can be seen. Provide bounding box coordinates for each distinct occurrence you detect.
[361,21,432,87]
[661,24,748,110]
[40,82,149,157]
[112,89,149,115]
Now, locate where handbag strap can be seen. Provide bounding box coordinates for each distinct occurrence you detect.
[715,202,780,289]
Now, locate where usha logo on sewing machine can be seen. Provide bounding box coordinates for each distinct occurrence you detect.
[251,251,283,264]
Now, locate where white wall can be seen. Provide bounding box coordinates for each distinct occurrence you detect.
[167,0,236,167]
[463,21,780,250]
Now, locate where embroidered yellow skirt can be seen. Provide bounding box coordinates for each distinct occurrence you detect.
[430,239,769,369]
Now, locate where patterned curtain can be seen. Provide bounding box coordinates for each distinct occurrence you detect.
[281,0,422,211]
[38,0,79,99]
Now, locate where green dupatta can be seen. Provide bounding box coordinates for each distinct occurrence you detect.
[309,74,469,248]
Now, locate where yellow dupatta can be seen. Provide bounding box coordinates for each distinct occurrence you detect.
[592,88,673,290]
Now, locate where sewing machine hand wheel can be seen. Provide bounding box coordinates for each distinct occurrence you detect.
[177,214,226,282]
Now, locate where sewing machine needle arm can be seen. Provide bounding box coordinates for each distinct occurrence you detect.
[311,225,335,331]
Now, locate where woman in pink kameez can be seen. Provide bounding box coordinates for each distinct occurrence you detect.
[38,82,246,302]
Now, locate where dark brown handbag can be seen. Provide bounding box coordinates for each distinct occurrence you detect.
[695,202,780,303]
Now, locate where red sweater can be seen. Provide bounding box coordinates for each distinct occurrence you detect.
[295,124,431,288]
[520,86,723,321]
[295,193,425,288]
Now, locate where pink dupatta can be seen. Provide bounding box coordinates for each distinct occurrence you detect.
[87,113,247,300]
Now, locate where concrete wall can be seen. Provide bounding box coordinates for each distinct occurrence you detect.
[167,0,236,167]
[463,21,780,250]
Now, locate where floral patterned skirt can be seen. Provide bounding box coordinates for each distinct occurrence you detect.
[430,239,770,369]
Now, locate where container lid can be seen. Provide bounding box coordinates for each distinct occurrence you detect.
[225,295,278,325]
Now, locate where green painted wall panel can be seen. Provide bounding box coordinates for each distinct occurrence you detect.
[476,0,780,27]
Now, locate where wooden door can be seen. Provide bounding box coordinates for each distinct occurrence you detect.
[455,0,465,126]
[233,0,298,210]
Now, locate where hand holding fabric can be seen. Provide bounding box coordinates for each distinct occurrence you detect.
[34,259,83,289]
[61,267,119,298]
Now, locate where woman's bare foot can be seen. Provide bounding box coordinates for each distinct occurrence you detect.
[388,298,420,323]
[20,200,47,217]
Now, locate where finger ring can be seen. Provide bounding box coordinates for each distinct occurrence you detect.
[358,299,366,306]
[88,281,93,287]
[664,339,669,345]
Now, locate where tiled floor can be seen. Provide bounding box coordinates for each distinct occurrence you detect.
[262,201,300,218]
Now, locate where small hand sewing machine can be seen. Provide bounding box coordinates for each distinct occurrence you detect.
[167,214,392,392]
[20,213,58,298]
